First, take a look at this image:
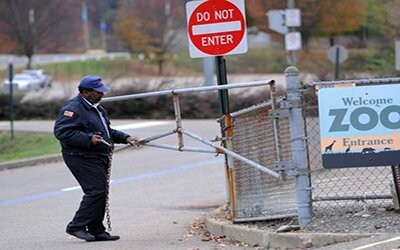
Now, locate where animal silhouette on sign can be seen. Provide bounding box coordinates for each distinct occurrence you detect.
[324,140,336,152]
[361,147,375,154]
[345,145,351,153]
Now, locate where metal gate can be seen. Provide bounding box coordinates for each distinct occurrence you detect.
[223,67,312,224]
[227,102,297,222]
[103,70,313,226]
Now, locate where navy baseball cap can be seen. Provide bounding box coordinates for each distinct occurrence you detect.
[79,75,110,93]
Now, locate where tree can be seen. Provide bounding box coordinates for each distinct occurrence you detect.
[115,0,185,75]
[358,0,400,46]
[316,0,366,46]
[0,0,81,69]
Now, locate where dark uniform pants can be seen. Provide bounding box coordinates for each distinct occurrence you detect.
[63,154,109,234]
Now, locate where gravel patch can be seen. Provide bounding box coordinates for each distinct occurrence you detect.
[215,203,400,234]
[302,205,400,234]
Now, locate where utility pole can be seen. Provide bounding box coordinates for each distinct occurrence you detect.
[82,0,90,51]
[165,1,171,26]
[28,8,35,51]
[28,8,35,69]
[100,20,107,52]
[268,0,301,66]
[287,0,296,65]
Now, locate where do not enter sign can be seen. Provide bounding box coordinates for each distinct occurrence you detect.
[186,0,248,58]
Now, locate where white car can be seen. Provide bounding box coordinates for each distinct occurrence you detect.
[3,73,43,92]
[22,69,52,88]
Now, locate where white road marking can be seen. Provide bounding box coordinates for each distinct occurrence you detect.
[61,180,114,192]
[112,121,170,130]
[352,236,400,250]
[61,186,80,192]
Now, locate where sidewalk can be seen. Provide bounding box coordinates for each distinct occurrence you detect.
[204,206,394,249]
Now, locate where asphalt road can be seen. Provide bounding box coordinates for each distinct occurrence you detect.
[0,120,234,249]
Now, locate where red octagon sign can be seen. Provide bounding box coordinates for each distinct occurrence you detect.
[186,0,247,58]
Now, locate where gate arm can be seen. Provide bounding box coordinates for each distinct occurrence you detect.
[181,128,281,179]
[145,142,217,153]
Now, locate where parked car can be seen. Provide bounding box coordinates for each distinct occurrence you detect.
[22,69,52,88]
[3,73,43,92]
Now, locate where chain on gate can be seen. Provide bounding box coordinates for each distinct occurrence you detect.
[102,140,113,231]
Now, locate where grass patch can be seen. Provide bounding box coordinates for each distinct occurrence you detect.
[0,131,61,162]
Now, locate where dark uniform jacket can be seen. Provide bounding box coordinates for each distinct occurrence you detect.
[54,95,129,156]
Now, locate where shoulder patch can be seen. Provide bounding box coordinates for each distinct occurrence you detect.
[63,110,74,117]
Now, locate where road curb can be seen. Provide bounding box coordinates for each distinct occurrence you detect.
[0,154,63,171]
[205,213,379,249]
[0,145,134,171]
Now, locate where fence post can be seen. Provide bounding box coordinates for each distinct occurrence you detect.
[284,66,312,226]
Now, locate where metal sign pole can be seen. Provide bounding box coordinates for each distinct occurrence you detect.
[8,63,14,140]
[216,56,230,114]
[215,55,236,217]
[335,46,340,80]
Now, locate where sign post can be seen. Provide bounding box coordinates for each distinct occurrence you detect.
[8,63,14,140]
[396,41,400,71]
[186,0,248,218]
[327,45,348,80]
[186,0,248,113]
[267,2,301,65]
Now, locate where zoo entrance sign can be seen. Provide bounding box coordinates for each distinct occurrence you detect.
[186,0,248,58]
[318,84,400,168]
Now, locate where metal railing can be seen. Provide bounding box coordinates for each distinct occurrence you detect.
[103,80,281,179]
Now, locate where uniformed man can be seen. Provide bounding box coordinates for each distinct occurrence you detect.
[54,75,137,242]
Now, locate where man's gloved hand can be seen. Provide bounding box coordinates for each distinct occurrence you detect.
[91,134,103,145]
[126,136,140,146]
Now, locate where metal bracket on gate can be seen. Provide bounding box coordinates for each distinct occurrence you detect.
[274,161,309,177]
[280,99,303,109]
[274,161,295,171]
[268,98,303,118]
[289,168,309,177]
[268,100,303,119]
[268,109,289,118]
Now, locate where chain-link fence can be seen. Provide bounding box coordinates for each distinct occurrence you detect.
[224,74,400,225]
[223,100,297,222]
[220,69,312,224]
